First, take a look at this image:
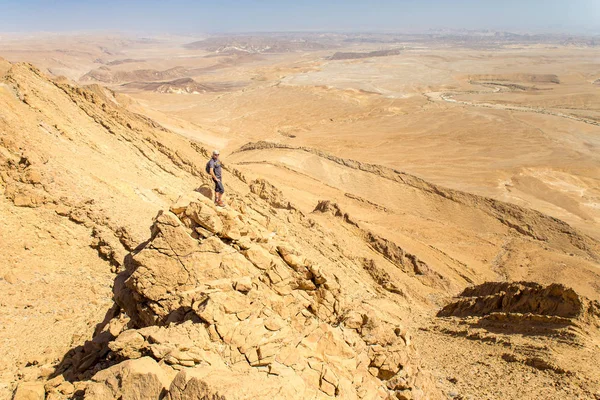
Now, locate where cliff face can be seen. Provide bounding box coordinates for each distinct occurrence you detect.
[1,60,600,399]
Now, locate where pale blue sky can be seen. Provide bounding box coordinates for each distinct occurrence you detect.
[0,0,598,34]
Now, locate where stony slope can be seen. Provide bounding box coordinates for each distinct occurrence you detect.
[234,141,599,260]
[230,141,600,302]
[1,58,600,399]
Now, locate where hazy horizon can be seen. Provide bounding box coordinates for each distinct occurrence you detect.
[1,0,599,35]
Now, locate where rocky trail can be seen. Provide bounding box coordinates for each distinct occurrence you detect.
[1,58,600,399]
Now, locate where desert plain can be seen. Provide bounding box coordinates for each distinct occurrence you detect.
[0,31,599,399]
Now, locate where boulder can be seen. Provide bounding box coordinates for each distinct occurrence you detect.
[170,193,207,215]
[84,357,171,400]
[217,208,243,240]
[167,367,305,400]
[108,330,146,359]
[13,382,45,400]
[185,201,223,234]
[234,276,253,293]
[243,245,275,270]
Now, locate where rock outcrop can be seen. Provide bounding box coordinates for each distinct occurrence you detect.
[249,179,293,210]
[84,357,171,400]
[313,200,436,279]
[57,193,441,399]
[435,281,600,351]
[430,281,600,391]
[438,281,600,320]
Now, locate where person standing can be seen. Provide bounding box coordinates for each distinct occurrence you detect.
[206,150,225,206]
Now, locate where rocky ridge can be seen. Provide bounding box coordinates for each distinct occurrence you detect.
[234,141,599,260]
[53,192,439,399]
[313,200,438,282]
[429,282,600,386]
[329,49,402,60]
[80,66,189,84]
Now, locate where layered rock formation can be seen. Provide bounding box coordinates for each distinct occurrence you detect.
[53,192,440,399]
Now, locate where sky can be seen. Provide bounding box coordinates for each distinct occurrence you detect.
[0,0,599,34]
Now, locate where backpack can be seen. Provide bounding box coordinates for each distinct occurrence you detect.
[205,160,212,175]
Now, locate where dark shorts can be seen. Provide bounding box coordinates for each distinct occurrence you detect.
[214,180,225,193]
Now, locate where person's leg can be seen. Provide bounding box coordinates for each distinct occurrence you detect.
[215,181,225,205]
[219,182,225,205]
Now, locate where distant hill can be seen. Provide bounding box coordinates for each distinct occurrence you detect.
[467,73,560,84]
[80,66,188,84]
[121,77,243,94]
[185,35,333,54]
[329,48,402,60]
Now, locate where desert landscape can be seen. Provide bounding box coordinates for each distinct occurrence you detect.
[1,29,599,400]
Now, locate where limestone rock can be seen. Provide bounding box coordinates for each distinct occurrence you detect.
[185,201,223,234]
[44,375,65,392]
[234,276,253,293]
[243,244,275,270]
[108,330,146,359]
[86,197,441,400]
[170,193,208,215]
[217,207,244,240]
[167,367,305,399]
[84,357,171,400]
[249,179,292,209]
[344,311,365,330]
[13,382,45,400]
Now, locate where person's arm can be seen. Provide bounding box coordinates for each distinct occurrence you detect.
[209,167,219,182]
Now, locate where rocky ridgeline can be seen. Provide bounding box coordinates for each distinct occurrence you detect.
[35,192,439,400]
[313,201,430,277]
[438,281,600,319]
[234,141,600,261]
[437,281,600,339]
[426,282,600,386]
[329,49,402,60]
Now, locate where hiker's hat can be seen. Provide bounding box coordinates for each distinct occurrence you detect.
[213,149,220,155]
